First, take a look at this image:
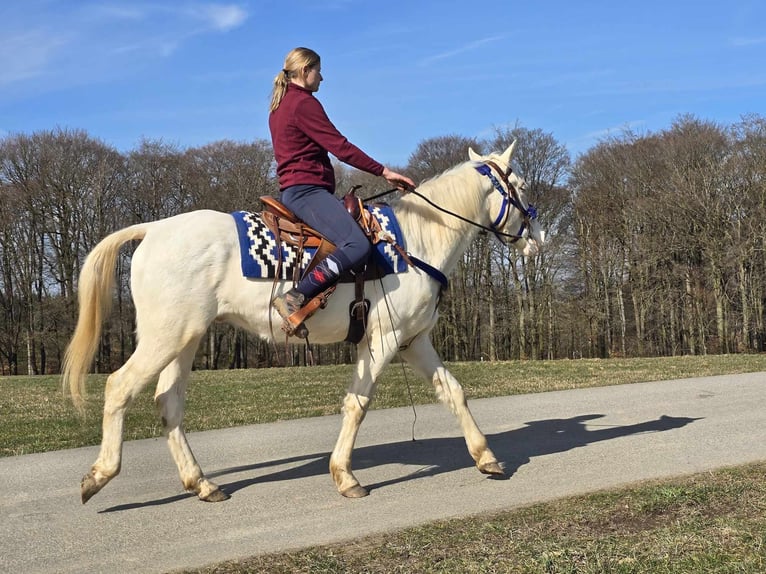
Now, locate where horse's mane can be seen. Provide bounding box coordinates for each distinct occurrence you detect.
[416,160,486,213]
[392,160,487,270]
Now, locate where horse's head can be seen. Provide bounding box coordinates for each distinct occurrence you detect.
[468,141,545,257]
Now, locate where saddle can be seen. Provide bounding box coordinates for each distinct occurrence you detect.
[260,187,409,342]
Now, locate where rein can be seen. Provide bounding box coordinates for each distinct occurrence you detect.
[408,188,526,242]
[367,162,536,243]
[354,161,537,290]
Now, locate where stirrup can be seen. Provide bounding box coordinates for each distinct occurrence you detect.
[280,286,337,338]
[282,314,309,339]
[272,289,309,338]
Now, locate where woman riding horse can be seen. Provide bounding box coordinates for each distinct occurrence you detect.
[269,47,415,337]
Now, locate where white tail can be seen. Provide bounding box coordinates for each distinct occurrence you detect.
[62,223,148,413]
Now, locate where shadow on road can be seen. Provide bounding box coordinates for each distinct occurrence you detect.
[100,413,699,512]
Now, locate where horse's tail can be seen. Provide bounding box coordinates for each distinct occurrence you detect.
[62,223,150,414]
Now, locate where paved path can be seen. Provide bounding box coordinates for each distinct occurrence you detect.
[2,372,766,573]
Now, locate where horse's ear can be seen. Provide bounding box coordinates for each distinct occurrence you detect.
[468,147,482,162]
[500,140,518,165]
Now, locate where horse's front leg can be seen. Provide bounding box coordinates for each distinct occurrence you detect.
[400,333,504,476]
[329,339,393,498]
[329,392,372,498]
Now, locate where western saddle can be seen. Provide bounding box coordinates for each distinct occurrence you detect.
[260,188,407,341]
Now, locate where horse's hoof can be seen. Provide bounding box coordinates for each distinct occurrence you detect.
[81,473,102,504]
[341,484,369,498]
[200,488,230,502]
[478,461,505,476]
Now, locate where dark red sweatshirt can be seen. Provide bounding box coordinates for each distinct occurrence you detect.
[269,83,384,191]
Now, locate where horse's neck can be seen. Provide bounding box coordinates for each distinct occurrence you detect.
[395,167,485,275]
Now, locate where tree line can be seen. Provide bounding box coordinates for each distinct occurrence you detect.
[0,114,764,375]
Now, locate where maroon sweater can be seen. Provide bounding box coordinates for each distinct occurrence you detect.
[269,84,384,191]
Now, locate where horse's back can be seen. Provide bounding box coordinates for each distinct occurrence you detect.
[133,210,237,262]
[126,208,440,344]
[130,210,241,322]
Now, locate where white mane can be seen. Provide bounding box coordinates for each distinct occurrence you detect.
[394,161,489,274]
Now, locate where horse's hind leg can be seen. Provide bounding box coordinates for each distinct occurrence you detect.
[154,340,229,502]
[81,343,177,504]
[399,333,504,476]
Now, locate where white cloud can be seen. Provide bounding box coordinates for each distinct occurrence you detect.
[84,2,249,32]
[418,35,506,66]
[0,2,250,91]
[0,30,69,87]
[85,4,146,22]
[193,4,248,31]
[730,36,766,47]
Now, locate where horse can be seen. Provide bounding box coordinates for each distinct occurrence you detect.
[62,141,545,504]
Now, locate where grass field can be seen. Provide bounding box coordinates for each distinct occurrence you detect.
[3,354,766,572]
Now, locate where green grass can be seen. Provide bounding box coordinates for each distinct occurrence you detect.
[2,354,766,457]
[185,462,766,573]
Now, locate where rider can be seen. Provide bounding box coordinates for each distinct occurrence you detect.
[269,47,415,336]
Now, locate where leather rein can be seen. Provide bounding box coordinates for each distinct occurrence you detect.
[389,161,537,244]
[369,161,537,243]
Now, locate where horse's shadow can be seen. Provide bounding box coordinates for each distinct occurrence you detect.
[99,413,699,512]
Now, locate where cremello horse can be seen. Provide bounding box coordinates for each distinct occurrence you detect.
[63,142,544,504]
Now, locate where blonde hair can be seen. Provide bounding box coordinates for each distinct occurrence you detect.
[269,47,321,112]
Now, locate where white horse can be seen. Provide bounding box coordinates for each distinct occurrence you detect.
[63,141,544,504]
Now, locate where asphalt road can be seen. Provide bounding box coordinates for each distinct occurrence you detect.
[2,372,766,573]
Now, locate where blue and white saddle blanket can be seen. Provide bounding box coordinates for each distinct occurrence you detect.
[231,204,408,280]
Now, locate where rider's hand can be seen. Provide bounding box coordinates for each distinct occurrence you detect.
[382,167,416,193]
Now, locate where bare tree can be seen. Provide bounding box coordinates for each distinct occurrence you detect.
[728,115,766,351]
[1,113,764,372]
[182,139,277,212]
[489,126,571,359]
[407,134,483,183]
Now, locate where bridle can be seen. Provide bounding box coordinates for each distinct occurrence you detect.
[360,160,540,291]
[367,159,539,244]
[475,160,538,244]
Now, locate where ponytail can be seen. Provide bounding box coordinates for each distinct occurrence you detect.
[269,70,289,112]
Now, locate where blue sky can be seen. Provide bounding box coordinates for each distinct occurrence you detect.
[1,0,765,167]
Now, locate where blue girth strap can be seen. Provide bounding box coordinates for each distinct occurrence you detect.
[409,255,449,289]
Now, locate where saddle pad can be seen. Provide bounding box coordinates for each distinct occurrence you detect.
[231,204,408,280]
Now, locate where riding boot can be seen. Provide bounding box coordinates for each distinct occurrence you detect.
[272,287,309,338]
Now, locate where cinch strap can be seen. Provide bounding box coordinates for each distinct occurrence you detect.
[409,255,449,289]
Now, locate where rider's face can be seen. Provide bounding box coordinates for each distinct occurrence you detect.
[304,65,322,92]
